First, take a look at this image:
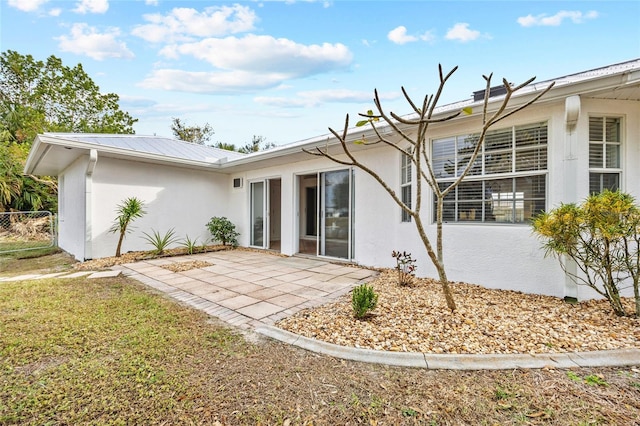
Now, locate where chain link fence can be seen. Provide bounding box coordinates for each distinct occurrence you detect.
[0,211,55,255]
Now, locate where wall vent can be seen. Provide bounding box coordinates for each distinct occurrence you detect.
[233,177,243,188]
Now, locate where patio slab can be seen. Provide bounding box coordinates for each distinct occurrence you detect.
[116,250,377,331]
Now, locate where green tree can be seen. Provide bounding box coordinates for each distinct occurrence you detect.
[0,50,137,140]
[109,197,146,257]
[0,50,137,211]
[238,135,276,153]
[212,142,238,151]
[305,65,553,312]
[532,190,640,317]
[170,117,214,144]
[0,142,56,212]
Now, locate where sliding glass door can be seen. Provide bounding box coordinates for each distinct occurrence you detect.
[250,181,265,247]
[319,169,353,259]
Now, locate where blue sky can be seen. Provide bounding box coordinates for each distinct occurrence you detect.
[2,0,639,146]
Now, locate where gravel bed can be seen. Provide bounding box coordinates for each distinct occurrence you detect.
[278,270,640,354]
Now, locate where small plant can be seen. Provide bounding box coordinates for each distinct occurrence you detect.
[109,197,146,257]
[181,235,199,255]
[141,228,179,255]
[566,371,582,382]
[392,250,417,286]
[494,386,512,400]
[206,216,240,247]
[351,283,378,319]
[566,372,608,386]
[584,375,608,386]
[401,408,418,417]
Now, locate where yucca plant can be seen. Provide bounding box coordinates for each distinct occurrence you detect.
[109,197,146,257]
[141,228,179,255]
[181,235,199,255]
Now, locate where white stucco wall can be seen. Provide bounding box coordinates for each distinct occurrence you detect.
[229,96,639,300]
[57,95,639,300]
[88,157,228,259]
[58,155,89,260]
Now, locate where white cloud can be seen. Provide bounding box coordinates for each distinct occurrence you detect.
[7,0,49,12]
[255,89,399,108]
[445,23,481,42]
[145,0,158,5]
[56,23,134,60]
[49,8,62,16]
[139,69,288,94]
[283,0,333,6]
[388,26,435,45]
[517,10,599,27]
[160,35,352,77]
[73,0,108,14]
[131,4,257,43]
[388,26,416,45]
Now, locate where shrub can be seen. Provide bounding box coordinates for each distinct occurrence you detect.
[392,250,417,286]
[352,283,378,319]
[141,228,179,255]
[532,190,640,317]
[206,217,239,247]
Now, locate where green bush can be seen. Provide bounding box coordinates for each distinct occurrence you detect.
[206,217,239,247]
[351,283,378,319]
[532,190,640,317]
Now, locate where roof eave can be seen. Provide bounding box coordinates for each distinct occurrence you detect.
[26,134,226,175]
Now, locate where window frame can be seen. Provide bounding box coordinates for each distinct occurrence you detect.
[588,115,622,194]
[400,151,412,223]
[431,121,548,225]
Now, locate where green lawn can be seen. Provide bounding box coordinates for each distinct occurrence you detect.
[1,255,639,425]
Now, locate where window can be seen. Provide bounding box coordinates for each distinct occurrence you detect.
[589,116,621,194]
[400,152,412,222]
[432,122,547,223]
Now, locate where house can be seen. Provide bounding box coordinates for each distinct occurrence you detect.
[24,59,640,301]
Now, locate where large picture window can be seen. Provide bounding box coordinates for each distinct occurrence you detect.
[432,122,547,223]
[589,116,621,194]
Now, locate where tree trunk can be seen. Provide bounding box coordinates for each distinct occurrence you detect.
[634,279,639,317]
[414,215,457,311]
[115,232,125,257]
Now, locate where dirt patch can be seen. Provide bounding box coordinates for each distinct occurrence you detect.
[279,270,640,354]
[74,245,233,270]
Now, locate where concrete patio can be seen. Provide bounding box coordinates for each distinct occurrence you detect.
[113,250,378,329]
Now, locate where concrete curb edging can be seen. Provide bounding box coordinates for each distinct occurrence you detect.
[256,325,640,370]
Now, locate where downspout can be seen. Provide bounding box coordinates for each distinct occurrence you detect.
[84,149,98,261]
[563,95,581,300]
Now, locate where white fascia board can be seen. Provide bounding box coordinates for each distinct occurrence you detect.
[23,136,46,174]
[30,134,226,172]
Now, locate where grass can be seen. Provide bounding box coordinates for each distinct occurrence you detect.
[1,254,639,425]
[0,247,70,275]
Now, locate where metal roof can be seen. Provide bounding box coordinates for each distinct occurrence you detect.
[25,58,640,176]
[43,133,246,163]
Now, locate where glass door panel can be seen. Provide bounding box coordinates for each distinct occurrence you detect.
[320,169,350,259]
[250,181,265,247]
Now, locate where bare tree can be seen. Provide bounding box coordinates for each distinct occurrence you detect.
[305,65,554,311]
